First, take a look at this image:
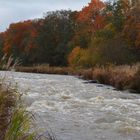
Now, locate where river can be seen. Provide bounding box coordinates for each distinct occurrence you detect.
[1,71,140,140]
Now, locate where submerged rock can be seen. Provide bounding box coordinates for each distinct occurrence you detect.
[83,80,98,84]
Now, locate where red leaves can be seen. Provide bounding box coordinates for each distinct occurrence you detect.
[123,5,140,48]
[77,0,106,31]
[78,0,105,20]
[3,20,38,54]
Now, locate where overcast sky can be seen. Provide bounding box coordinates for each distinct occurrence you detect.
[0,0,91,32]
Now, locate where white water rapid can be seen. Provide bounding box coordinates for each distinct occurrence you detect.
[1,71,140,140]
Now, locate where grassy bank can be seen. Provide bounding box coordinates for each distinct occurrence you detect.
[0,85,16,139]
[0,82,35,140]
[0,55,35,139]
[0,56,56,140]
[16,64,140,93]
[91,65,140,92]
[16,65,72,75]
[0,77,56,140]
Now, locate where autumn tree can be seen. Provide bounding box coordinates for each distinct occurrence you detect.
[34,10,76,66]
[78,0,105,31]
[1,0,140,67]
[123,1,140,48]
[68,0,106,52]
[104,0,129,32]
[3,20,38,64]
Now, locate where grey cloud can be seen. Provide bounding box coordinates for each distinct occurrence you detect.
[0,0,90,32]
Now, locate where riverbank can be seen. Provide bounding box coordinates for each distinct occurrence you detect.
[0,74,57,140]
[15,64,140,93]
[91,65,140,93]
[0,81,36,140]
[0,85,16,139]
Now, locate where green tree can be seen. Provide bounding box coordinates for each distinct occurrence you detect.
[0,33,4,58]
[34,10,75,66]
[105,0,126,31]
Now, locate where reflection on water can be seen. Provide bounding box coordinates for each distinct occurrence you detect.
[1,71,140,140]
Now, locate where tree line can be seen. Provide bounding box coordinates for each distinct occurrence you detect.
[0,0,140,67]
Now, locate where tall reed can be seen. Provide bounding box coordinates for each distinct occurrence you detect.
[0,55,56,140]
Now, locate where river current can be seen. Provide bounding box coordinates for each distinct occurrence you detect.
[1,71,140,140]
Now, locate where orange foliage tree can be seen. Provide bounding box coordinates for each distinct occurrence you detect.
[3,20,38,63]
[69,0,106,50]
[68,47,82,67]
[78,0,106,32]
[123,4,140,48]
[4,20,37,52]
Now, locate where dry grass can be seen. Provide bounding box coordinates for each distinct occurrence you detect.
[130,66,140,92]
[0,54,21,70]
[0,86,16,140]
[16,65,71,75]
[15,65,91,77]
[0,82,36,140]
[0,79,57,140]
[91,64,140,92]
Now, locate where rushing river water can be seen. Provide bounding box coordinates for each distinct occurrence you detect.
[1,71,140,140]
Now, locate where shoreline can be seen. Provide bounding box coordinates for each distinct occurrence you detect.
[15,65,140,93]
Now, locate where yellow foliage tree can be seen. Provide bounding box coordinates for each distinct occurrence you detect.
[68,47,82,67]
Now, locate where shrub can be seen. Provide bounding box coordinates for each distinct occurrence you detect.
[130,66,140,92]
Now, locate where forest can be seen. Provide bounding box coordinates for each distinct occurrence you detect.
[0,0,140,68]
